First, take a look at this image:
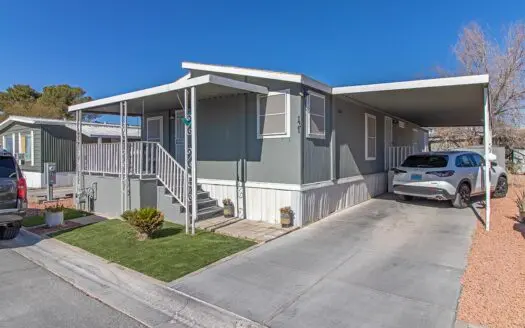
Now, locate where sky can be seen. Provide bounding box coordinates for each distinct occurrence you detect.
[1,0,524,123]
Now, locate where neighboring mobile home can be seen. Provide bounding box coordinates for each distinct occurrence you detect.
[69,62,491,229]
[0,116,140,188]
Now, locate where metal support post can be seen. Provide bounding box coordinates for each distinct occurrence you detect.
[483,87,491,231]
[191,87,198,235]
[75,110,83,209]
[184,89,190,234]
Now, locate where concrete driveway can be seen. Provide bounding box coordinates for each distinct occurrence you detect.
[171,195,477,328]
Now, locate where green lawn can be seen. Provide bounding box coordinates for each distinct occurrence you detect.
[22,208,90,227]
[51,220,255,282]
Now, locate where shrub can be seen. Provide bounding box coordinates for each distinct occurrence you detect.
[222,198,233,206]
[45,203,65,213]
[121,208,164,240]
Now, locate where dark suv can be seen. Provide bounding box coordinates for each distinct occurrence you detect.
[0,150,27,240]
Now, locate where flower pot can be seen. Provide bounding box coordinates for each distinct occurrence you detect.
[45,211,64,227]
[280,212,292,228]
[223,204,235,218]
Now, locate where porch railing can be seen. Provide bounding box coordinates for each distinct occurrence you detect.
[385,145,417,171]
[81,141,186,206]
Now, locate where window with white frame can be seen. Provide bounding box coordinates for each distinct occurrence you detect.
[365,113,376,160]
[2,135,14,153]
[257,90,290,139]
[18,132,34,165]
[306,91,326,139]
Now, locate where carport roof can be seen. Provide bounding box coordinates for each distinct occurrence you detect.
[333,75,489,127]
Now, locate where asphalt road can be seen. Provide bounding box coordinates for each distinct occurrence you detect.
[0,247,146,328]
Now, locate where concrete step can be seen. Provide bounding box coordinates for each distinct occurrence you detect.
[196,206,223,221]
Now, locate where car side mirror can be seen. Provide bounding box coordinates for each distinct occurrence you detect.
[487,153,497,161]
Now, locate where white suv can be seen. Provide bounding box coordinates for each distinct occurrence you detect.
[392,151,508,208]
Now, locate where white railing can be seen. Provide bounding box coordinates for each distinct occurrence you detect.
[385,145,417,171]
[81,141,186,206]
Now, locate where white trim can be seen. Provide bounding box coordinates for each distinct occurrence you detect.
[197,178,302,191]
[365,113,377,161]
[182,62,332,94]
[18,133,21,159]
[30,130,34,166]
[1,135,4,150]
[68,74,269,112]
[11,133,15,154]
[256,89,291,139]
[333,74,489,94]
[197,173,385,193]
[146,116,164,144]
[306,90,326,139]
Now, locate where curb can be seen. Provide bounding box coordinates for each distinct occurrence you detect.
[9,230,267,328]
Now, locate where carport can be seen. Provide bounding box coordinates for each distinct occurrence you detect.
[332,74,492,230]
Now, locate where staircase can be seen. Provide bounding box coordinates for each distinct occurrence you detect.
[156,184,222,224]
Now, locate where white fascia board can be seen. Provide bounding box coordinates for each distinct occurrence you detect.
[182,61,332,94]
[333,74,489,95]
[69,74,268,112]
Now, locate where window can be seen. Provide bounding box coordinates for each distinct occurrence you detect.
[306,91,325,139]
[0,155,17,178]
[365,113,376,160]
[412,128,419,150]
[18,132,33,165]
[257,90,290,139]
[469,153,483,167]
[402,155,449,168]
[455,154,475,168]
[146,116,163,143]
[2,135,14,153]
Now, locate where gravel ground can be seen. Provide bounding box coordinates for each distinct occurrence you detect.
[457,175,525,328]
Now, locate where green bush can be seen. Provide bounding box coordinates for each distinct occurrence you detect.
[121,208,164,240]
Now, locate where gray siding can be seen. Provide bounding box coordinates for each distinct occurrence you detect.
[0,122,42,172]
[41,125,97,173]
[335,97,386,178]
[302,92,333,184]
[142,79,303,185]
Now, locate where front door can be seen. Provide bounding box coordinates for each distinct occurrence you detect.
[173,110,185,165]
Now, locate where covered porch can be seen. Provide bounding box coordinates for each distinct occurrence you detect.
[332,74,493,229]
[68,74,268,234]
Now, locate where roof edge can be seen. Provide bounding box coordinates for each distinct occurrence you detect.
[333,74,489,94]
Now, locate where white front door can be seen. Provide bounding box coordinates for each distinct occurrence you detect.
[146,116,163,144]
[173,110,185,165]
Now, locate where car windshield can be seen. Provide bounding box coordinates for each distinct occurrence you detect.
[401,155,449,168]
[0,156,17,178]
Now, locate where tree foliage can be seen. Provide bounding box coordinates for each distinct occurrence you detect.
[434,22,525,149]
[0,84,95,121]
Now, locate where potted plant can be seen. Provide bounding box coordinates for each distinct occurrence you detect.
[515,190,525,223]
[280,206,293,228]
[45,203,65,227]
[223,198,234,218]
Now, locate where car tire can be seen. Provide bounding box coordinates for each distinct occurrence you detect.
[0,221,21,240]
[452,183,471,209]
[492,176,508,198]
[396,194,414,201]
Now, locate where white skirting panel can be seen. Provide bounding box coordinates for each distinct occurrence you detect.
[300,172,387,226]
[23,171,44,189]
[198,179,301,225]
[23,171,76,189]
[199,173,386,227]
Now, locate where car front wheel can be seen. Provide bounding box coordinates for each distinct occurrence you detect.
[492,176,508,198]
[452,183,471,209]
